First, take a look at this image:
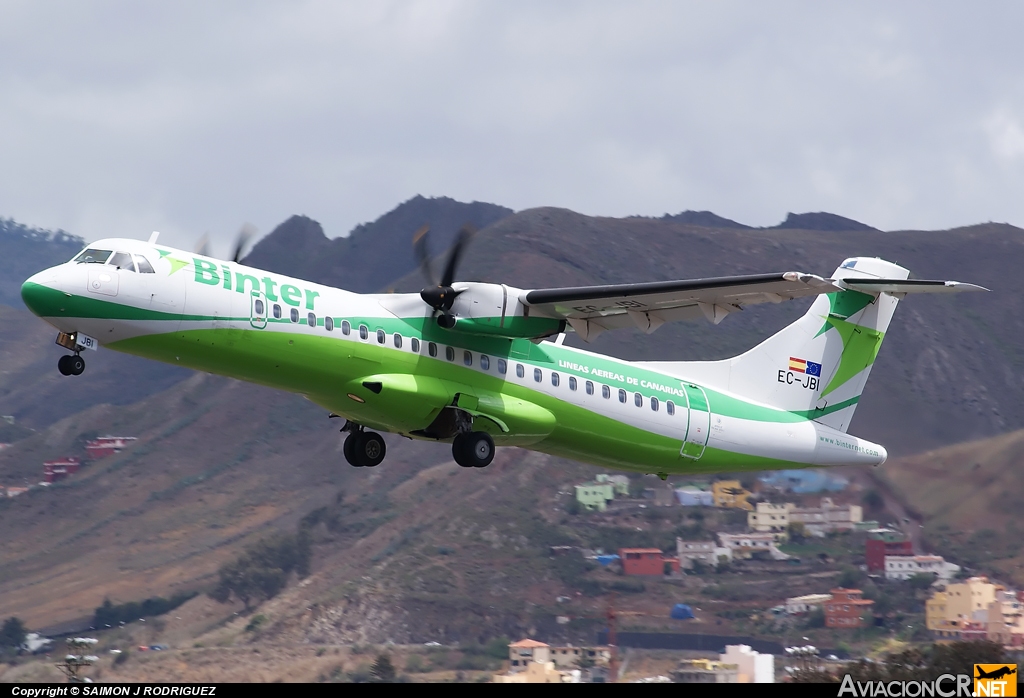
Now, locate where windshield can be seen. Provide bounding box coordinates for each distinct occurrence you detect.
[74,248,113,264]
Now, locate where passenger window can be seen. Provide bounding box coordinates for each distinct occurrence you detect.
[254,299,265,315]
[551,372,559,387]
[498,359,507,374]
[325,316,334,331]
[480,355,490,370]
[134,255,155,273]
[109,252,135,272]
[602,385,611,399]
[446,346,455,361]
[394,333,403,349]
[342,320,351,335]
[667,400,675,416]
[411,337,420,353]
[273,304,282,319]
[569,376,577,391]
[618,389,627,403]
[516,364,525,378]
[74,248,112,264]
[429,342,437,357]
[308,312,317,327]
[376,329,385,344]
[651,397,659,412]
[291,308,299,323]
[534,368,542,382]
[359,324,368,339]
[634,393,643,408]
[585,381,594,395]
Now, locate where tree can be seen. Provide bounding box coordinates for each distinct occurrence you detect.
[210,530,311,610]
[0,617,27,650]
[370,654,396,683]
[862,489,884,511]
[907,573,937,590]
[787,521,808,543]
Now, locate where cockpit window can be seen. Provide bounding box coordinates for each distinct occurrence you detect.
[108,252,135,272]
[134,255,155,274]
[74,248,112,264]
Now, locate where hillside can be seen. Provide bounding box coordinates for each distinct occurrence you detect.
[881,428,1024,585]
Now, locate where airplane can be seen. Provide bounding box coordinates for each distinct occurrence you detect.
[19,225,985,478]
[975,666,1016,681]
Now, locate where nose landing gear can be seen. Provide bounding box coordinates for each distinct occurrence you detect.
[57,354,85,376]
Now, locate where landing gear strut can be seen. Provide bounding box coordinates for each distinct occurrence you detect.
[452,431,495,468]
[342,424,386,467]
[58,354,85,376]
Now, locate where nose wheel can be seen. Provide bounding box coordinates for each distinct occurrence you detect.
[58,354,85,376]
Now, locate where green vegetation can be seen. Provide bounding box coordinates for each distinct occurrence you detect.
[792,641,1006,683]
[210,529,311,610]
[0,617,27,654]
[93,592,198,627]
[370,654,396,682]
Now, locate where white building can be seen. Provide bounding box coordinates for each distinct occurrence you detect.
[747,502,794,537]
[785,593,832,615]
[721,644,774,683]
[717,532,789,560]
[676,539,732,569]
[885,555,960,582]
[789,498,863,536]
[675,487,714,506]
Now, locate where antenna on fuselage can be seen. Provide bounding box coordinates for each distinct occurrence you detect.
[148,231,160,244]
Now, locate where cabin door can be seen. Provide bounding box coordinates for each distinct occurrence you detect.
[680,383,710,460]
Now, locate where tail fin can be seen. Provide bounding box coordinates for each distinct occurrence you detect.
[677,257,908,432]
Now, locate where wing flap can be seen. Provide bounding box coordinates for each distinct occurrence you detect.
[839,278,989,294]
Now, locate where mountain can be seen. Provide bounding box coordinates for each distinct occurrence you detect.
[770,212,878,231]
[880,428,1024,586]
[0,219,83,307]
[242,196,513,292]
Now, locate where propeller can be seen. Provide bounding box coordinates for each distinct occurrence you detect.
[193,223,257,263]
[414,223,475,328]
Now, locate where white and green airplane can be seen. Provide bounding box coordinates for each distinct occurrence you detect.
[20,227,984,477]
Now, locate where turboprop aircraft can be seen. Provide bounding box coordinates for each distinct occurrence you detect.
[20,225,985,477]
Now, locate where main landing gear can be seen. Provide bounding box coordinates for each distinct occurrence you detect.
[342,426,386,468]
[57,354,85,376]
[452,431,495,468]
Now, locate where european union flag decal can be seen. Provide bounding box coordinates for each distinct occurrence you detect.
[805,361,822,377]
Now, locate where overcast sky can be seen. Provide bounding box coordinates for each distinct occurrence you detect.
[2,1,1024,250]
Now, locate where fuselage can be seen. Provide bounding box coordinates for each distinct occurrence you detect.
[20,237,887,475]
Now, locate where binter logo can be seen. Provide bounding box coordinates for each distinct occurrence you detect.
[975,664,1017,697]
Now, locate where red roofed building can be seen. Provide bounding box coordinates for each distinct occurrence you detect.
[85,436,136,460]
[43,457,81,483]
[825,588,875,629]
[619,548,680,576]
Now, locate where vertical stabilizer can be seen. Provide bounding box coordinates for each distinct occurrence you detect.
[673,257,908,432]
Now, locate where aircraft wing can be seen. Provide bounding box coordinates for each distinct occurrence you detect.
[838,278,989,294]
[521,272,841,340]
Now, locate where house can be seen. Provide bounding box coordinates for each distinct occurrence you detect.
[673,659,739,683]
[747,502,793,538]
[785,593,832,615]
[85,436,136,460]
[721,644,774,683]
[927,577,1012,641]
[789,498,863,535]
[676,539,732,570]
[717,532,789,561]
[619,548,680,576]
[5,487,28,498]
[43,457,81,484]
[824,588,874,628]
[885,555,960,582]
[712,480,753,510]
[498,639,609,683]
[675,487,714,506]
[758,469,848,494]
[575,482,615,512]
[643,486,677,507]
[865,528,913,573]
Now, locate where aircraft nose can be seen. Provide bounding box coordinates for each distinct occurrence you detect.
[21,269,64,317]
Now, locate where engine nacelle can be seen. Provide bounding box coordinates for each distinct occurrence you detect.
[447,282,564,339]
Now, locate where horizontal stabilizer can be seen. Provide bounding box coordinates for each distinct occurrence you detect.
[838,278,989,294]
